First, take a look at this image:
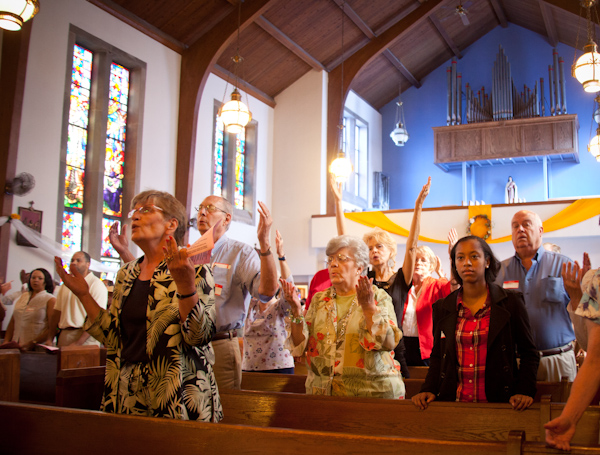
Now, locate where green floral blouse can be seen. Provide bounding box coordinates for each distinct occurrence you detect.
[85,257,223,421]
[287,285,405,399]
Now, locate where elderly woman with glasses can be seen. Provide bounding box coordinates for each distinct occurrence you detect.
[54,190,222,421]
[282,235,405,398]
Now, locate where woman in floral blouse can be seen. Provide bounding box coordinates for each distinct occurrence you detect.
[282,235,404,398]
[54,190,222,422]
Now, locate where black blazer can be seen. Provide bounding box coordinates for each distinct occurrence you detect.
[421,284,539,402]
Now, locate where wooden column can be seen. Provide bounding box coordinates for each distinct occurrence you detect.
[175,0,274,211]
[0,24,32,281]
[326,0,445,214]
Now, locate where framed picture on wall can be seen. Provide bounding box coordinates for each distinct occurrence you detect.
[16,206,42,248]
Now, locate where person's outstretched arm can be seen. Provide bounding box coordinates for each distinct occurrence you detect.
[331,173,346,236]
[401,177,431,286]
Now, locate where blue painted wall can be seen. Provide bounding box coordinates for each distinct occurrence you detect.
[382,23,600,209]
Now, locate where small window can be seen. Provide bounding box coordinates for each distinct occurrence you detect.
[342,111,368,210]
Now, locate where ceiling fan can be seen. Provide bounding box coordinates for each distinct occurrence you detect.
[455,1,470,26]
[438,0,473,26]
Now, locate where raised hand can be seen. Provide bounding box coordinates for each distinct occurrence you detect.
[54,256,90,299]
[562,261,583,310]
[276,229,285,258]
[109,221,129,253]
[448,228,458,256]
[330,173,343,203]
[256,201,273,250]
[280,278,302,316]
[1,281,12,295]
[163,236,196,296]
[416,176,431,207]
[356,275,376,314]
[583,252,592,277]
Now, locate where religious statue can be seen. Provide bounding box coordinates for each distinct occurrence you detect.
[505,176,518,204]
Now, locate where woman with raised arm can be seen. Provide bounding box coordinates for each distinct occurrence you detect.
[242,230,295,374]
[283,235,404,398]
[2,268,55,351]
[412,236,539,410]
[54,190,222,421]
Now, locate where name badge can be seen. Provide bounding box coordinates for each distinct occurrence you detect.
[213,263,230,269]
[503,280,519,289]
[215,284,223,296]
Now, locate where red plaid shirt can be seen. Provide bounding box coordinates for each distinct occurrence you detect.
[455,288,491,403]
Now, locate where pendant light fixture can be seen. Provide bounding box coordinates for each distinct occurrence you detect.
[0,0,39,31]
[589,95,600,161]
[390,86,409,146]
[329,2,353,184]
[572,0,600,93]
[218,0,252,134]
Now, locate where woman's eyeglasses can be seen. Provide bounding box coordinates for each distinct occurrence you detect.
[127,205,164,219]
[325,254,354,266]
[195,204,227,215]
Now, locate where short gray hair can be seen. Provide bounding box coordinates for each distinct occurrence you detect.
[326,235,369,274]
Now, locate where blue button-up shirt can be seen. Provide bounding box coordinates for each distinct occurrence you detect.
[495,245,575,351]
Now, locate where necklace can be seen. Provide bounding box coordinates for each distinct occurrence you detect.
[329,290,358,343]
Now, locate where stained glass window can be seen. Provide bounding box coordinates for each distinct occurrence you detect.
[63,44,93,249]
[62,211,83,251]
[62,43,132,261]
[234,130,245,209]
[103,63,129,219]
[213,117,224,197]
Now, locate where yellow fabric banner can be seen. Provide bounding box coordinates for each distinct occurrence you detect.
[467,204,492,239]
[344,198,600,245]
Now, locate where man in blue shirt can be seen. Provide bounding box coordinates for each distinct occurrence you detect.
[495,210,576,382]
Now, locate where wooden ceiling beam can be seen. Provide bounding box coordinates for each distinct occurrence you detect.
[175,0,275,210]
[429,14,462,58]
[383,50,420,88]
[331,0,376,39]
[539,0,559,48]
[488,0,508,28]
[212,64,276,107]
[87,0,186,53]
[254,16,325,71]
[326,0,445,214]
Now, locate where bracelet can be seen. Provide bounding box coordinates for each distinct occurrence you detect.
[278,256,286,261]
[259,247,272,257]
[290,314,304,324]
[176,290,197,299]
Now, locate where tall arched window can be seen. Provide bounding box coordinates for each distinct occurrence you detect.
[212,102,257,223]
[59,27,145,279]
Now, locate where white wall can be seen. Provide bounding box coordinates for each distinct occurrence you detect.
[3,0,181,328]
[271,70,383,279]
[188,73,275,247]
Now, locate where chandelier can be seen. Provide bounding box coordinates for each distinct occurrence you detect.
[0,0,39,31]
[329,2,352,183]
[572,0,600,93]
[390,87,409,146]
[218,1,251,133]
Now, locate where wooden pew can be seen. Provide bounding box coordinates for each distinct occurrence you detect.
[57,345,104,371]
[3,401,595,455]
[20,351,57,404]
[240,373,573,402]
[220,389,600,446]
[407,366,429,379]
[55,365,105,409]
[0,349,20,401]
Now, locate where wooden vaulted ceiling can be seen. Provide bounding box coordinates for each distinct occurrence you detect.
[90,0,591,111]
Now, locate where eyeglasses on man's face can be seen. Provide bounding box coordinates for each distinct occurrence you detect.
[195,204,227,215]
[127,205,164,219]
[325,254,355,266]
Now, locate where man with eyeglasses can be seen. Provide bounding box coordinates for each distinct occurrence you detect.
[109,195,278,390]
